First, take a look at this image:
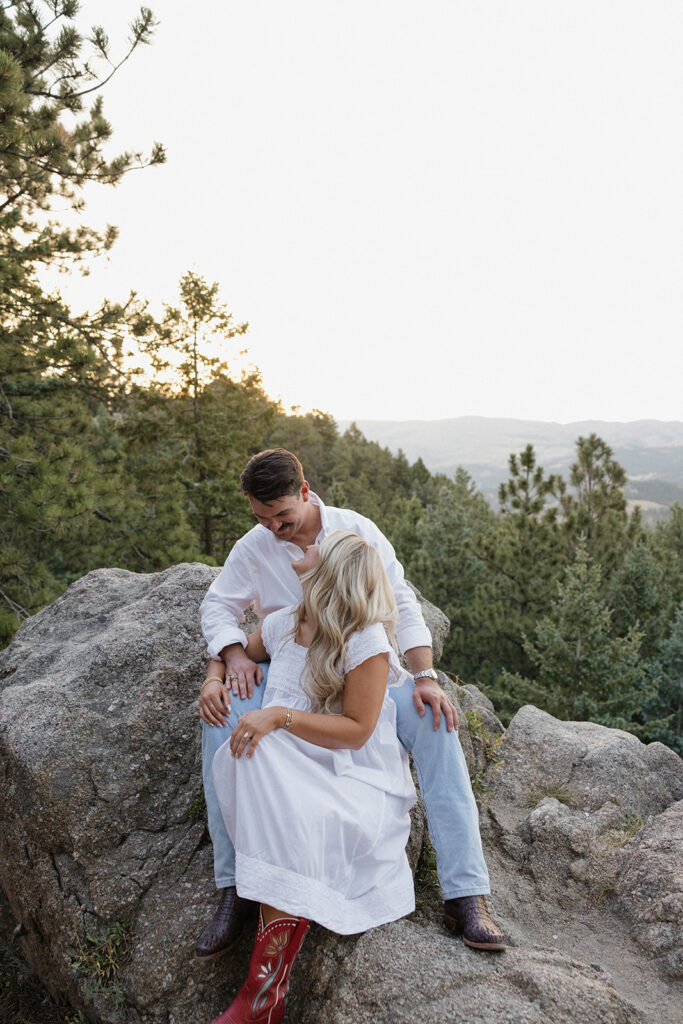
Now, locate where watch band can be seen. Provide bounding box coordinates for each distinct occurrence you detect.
[413,668,438,681]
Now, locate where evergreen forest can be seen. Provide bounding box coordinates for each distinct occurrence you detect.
[2,2,682,757]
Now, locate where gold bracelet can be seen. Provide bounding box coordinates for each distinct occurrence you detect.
[284,707,294,730]
[200,676,225,695]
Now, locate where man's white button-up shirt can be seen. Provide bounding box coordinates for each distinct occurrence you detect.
[200,491,432,659]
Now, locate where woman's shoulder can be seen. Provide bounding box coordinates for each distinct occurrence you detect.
[261,605,297,653]
[262,605,296,627]
[344,622,393,674]
[350,620,390,642]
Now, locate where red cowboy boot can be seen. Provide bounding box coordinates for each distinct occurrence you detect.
[210,911,310,1024]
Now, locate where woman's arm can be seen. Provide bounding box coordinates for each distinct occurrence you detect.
[199,628,267,726]
[230,653,389,758]
[198,658,228,726]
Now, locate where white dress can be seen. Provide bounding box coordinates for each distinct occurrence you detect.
[212,606,417,935]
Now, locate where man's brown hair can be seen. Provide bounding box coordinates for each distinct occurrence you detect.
[240,449,305,503]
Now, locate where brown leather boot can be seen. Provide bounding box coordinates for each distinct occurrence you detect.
[195,886,255,961]
[209,910,310,1024]
[444,895,506,951]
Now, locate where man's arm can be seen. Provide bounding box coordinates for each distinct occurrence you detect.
[354,517,458,732]
[200,541,256,656]
[199,541,264,701]
[357,521,432,650]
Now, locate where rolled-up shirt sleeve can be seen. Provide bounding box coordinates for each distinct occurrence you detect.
[200,541,257,658]
[359,522,432,655]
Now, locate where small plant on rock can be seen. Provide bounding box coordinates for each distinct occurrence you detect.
[603,815,645,847]
[414,835,441,914]
[463,710,503,765]
[469,762,504,806]
[593,875,616,906]
[527,785,574,807]
[72,920,133,1007]
[187,790,207,823]
[415,835,439,893]
[1,926,72,1024]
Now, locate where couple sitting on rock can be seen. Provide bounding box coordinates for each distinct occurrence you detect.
[198,448,505,1024]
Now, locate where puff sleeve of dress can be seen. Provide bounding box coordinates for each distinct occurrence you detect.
[260,606,291,662]
[343,622,409,689]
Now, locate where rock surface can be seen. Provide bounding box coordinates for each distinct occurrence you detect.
[614,800,683,977]
[291,920,647,1024]
[478,705,683,1021]
[492,704,683,818]
[0,564,681,1023]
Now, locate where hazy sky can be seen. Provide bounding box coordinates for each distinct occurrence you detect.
[46,1,683,423]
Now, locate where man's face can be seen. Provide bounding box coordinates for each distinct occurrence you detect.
[248,484,310,543]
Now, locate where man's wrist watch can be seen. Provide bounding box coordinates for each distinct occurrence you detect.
[413,668,438,682]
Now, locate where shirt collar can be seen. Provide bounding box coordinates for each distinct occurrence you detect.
[308,490,329,540]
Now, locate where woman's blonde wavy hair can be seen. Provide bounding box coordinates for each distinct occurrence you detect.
[291,530,398,713]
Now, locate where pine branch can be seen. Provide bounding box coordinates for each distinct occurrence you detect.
[0,391,14,428]
[28,7,159,102]
[0,147,163,185]
[0,586,29,620]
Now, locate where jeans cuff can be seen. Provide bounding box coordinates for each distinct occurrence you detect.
[442,886,491,900]
[215,876,236,889]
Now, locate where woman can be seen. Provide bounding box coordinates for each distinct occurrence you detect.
[205,530,417,1024]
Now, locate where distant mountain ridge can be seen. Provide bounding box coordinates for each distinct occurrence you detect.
[337,417,683,515]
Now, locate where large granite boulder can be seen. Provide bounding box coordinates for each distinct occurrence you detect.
[614,800,683,977]
[1,565,681,1023]
[0,564,440,1023]
[293,919,646,1024]
[480,705,683,991]
[491,705,683,818]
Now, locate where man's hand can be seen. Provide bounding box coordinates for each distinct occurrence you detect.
[412,677,459,732]
[199,679,230,727]
[221,644,264,701]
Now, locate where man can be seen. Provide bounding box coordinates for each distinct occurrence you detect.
[198,448,505,957]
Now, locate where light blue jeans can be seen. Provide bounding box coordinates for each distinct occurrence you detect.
[202,664,490,900]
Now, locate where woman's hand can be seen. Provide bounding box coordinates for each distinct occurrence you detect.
[199,679,231,727]
[230,707,284,759]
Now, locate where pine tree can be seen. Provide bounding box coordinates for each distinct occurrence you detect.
[265,409,340,493]
[651,503,683,609]
[133,271,274,561]
[552,433,642,574]
[475,446,566,684]
[653,606,683,754]
[1,1,164,307]
[408,469,495,679]
[501,542,650,730]
[0,2,164,642]
[608,542,670,661]
[379,493,425,569]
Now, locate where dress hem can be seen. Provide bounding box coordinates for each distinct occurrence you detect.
[235,852,415,935]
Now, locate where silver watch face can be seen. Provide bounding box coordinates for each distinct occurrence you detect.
[415,669,438,681]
